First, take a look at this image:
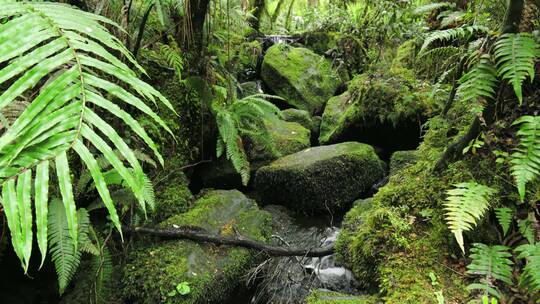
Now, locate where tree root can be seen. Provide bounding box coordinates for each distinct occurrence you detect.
[125,226,335,258]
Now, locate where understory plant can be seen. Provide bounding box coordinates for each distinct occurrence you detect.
[0,1,172,293]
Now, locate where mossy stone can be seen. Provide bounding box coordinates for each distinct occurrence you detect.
[261,44,341,115]
[254,142,384,212]
[122,190,272,304]
[153,167,194,222]
[281,108,313,130]
[305,290,380,304]
[389,150,418,176]
[318,70,439,145]
[298,31,339,54]
[242,116,311,162]
[238,81,261,98]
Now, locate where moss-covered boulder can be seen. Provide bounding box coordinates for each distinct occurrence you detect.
[254,142,384,212]
[305,290,380,304]
[318,70,439,145]
[122,190,272,304]
[261,44,341,115]
[238,81,261,98]
[281,108,312,130]
[242,116,311,162]
[389,150,418,176]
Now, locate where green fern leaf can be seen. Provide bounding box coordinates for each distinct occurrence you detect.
[0,2,172,273]
[420,26,488,54]
[518,219,535,244]
[48,199,91,294]
[494,207,513,237]
[457,55,499,103]
[510,115,540,202]
[466,243,513,299]
[444,182,497,253]
[494,33,539,104]
[515,242,540,292]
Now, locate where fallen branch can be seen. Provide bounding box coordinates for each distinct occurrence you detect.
[126,226,335,258]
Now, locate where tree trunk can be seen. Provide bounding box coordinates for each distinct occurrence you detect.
[250,0,266,32]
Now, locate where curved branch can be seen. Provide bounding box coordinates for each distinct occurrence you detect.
[126,226,335,257]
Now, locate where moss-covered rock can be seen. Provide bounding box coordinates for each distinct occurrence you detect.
[305,290,380,304]
[281,108,313,130]
[261,44,341,115]
[242,116,311,162]
[238,81,261,98]
[389,150,418,176]
[153,163,194,222]
[318,70,439,145]
[122,190,272,304]
[334,120,500,301]
[237,40,262,71]
[254,142,384,212]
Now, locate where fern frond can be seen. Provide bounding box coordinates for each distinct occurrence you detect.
[420,26,488,54]
[49,199,92,294]
[518,219,535,244]
[466,243,513,299]
[0,2,171,271]
[510,115,540,202]
[91,245,113,304]
[213,101,250,185]
[494,207,513,237]
[457,55,499,103]
[494,33,539,104]
[444,182,497,253]
[515,242,540,292]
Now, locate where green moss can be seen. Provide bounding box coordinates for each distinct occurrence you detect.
[241,115,311,162]
[305,290,380,304]
[335,103,508,300]
[237,40,262,71]
[389,150,418,176]
[254,142,385,212]
[318,69,440,144]
[390,39,420,73]
[152,162,194,222]
[122,190,272,304]
[261,44,341,115]
[281,108,313,130]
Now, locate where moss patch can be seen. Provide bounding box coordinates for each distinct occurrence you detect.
[122,190,272,304]
[281,108,313,130]
[254,142,384,212]
[319,69,440,145]
[305,290,380,304]
[389,150,418,176]
[261,44,341,115]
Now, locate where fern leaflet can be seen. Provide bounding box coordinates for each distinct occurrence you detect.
[466,243,513,299]
[510,115,540,202]
[515,242,540,292]
[444,182,497,253]
[494,207,513,237]
[493,33,539,104]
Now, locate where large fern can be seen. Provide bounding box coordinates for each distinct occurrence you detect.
[0,2,172,272]
[420,25,488,55]
[515,242,540,292]
[457,55,499,103]
[444,182,498,253]
[510,115,540,202]
[466,243,514,299]
[493,33,539,104]
[212,91,284,185]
